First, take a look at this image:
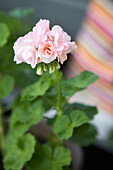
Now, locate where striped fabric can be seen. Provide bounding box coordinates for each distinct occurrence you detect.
[64,0,113,138]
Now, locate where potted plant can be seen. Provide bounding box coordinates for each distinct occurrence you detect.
[0,18,99,170]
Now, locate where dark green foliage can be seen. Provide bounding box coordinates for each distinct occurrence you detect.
[61,71,99,97]
[4,134,36,170]
[21,74,50,101]
[0,23,10,47]
[0,75,14,98]
[27,144,71,170]
[9,100,44,137]
[64,103,98,120]
[70,123,98,146]
[53,110,89,140]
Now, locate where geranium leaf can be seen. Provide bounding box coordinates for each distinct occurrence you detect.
[0,75,14,98]
[54,146,71,166]
[53,110,89,140]
[4,134,36,170]
[61,71,99,97]
[21,74,50,101]
[52,115,73,140]
[71,123,97,146]
[64,103,98,120]
[70,110,89,127]
[0,23,10,47]
[28,144,71,170]
[69,71,99,88]
[10,100,44,136]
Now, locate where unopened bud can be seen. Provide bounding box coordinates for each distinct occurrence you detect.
[71,44,77,54]
[43,64,48,72]
[36,65,43,75]
[49,63,55,74]
[54,60,60,69]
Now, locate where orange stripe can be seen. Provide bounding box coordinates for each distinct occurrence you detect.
[95,81,113,98]
[81,23,113,55]
[88,88,113,115]
[84,18,113,44]
[77,44,113,76]
[94,0,113,20]
[89,2,113,30]
[78,32,113,63]
[97,79,113,92]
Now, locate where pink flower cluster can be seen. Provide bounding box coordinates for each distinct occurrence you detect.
[13,19,77,68]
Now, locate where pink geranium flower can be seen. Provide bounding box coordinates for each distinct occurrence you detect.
[13,19,77,69]
[32,19,50,46]
[13,32,38,68]
[51,25,76,64]
[37,41,57,63]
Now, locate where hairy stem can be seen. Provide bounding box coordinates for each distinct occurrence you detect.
[55,70,62,117]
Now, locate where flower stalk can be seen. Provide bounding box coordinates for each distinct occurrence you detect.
[55,69,62,117]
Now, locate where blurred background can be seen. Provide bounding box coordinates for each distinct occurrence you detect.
[0,0,90,39]
[0,0,113,169]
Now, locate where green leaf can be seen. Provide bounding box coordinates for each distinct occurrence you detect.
[28,144,71,170]
[61,71,99,97]
[53,115,73,140]
[54,146,71,166]
[0,75,14,98]
[9,8,35,18]
[70,110,89,127]
[53,110,89,140]
[21,71,63,101]
[4,134,36,170]
[21,74,50,101]
[71,124,97,146]
[70,71,99,88]
[64,103,98,120]
[10,100,44,136]
[0,23,10,47]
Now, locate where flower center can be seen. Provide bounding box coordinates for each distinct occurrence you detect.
[43,43,53,56]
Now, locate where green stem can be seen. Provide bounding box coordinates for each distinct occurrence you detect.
[0,103,5,156]
[55,70,62,117]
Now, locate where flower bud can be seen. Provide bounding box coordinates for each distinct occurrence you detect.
[54,60,60,69]
[49,63,55,74]
[36,65,43,75]
[43,64,48,72]
[71,44,77,54]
